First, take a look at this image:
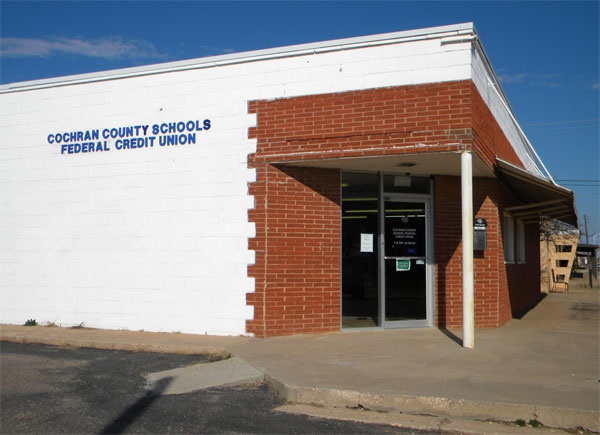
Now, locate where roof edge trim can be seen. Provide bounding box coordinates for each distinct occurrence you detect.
[0,23,474,93]
[496,158,572,196]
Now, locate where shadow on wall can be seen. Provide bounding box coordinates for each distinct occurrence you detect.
[507,264,545,320]
[506,220,543,320]
[512,292,547,320]
[273,164,341,206]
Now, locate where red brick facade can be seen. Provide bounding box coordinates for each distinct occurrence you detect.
[246,164,341,337]
[247,80,541,337]
[248,81,474,164]
[434,176,541,329]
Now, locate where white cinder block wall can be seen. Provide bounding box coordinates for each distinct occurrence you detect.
[1,24,495,335]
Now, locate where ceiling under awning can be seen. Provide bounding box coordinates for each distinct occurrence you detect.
[280,152,577,226]
[496,158,577,227]
[281,151,495,177]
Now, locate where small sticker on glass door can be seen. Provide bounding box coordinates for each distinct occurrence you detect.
[395,259,411,271]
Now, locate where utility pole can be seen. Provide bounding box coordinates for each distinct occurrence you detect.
[584,215,592,288]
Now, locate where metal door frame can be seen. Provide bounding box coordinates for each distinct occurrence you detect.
[378,188,434,329]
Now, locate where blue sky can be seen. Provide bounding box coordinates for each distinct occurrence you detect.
[1,1,599,239]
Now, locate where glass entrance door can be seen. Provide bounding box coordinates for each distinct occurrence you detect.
[341,173,432,329]
[383,198,429,326]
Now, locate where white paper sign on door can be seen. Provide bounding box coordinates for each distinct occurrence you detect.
[360,233,374,253]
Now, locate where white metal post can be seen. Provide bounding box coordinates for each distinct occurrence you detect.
[461,151,474,348]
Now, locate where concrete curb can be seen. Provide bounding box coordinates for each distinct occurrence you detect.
[276,403,554,435]
[266,376,600,433]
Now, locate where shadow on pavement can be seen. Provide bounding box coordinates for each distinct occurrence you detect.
[100,376,173,434]
[439,328,462,346]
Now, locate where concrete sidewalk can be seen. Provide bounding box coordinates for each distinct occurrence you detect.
[2,287,598,433]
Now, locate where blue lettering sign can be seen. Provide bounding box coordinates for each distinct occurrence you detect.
[50,118,210,156]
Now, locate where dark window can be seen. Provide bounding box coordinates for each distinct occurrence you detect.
[556,245,572,253]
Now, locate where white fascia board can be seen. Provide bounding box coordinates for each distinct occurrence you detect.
[0,23,475,93]
[471,37,509,111]
[471,38,555,183]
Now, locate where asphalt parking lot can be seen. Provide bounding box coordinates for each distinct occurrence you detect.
[1,342,432,434]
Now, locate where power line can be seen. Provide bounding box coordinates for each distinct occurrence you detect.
[523,119,599,127]
[558,184,599,188]
[556,179,600,187]
[522,118,600,132]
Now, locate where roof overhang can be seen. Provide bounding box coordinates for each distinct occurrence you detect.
[576,244,599,256]
[280,151,494,178]
[497,158,577,227]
